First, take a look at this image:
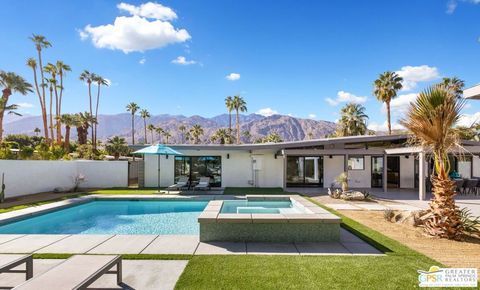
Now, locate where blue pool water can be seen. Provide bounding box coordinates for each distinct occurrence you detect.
[220,200,305,214]
[0,200,208,235]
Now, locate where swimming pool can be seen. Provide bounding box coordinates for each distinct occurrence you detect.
[220,200,307,214]
[0,200,208,235]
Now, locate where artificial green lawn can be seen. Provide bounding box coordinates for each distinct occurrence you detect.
[223,187,285,195]
[0,193,88,214]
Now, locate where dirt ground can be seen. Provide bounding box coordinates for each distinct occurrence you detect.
[336,208,480,268]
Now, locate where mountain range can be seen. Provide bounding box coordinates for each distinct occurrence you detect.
[3,113,337,144]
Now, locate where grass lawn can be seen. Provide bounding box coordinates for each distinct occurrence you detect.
[0,193,88,214]
[223,187,285,195]
[89,188,162,195]
[174,197,443,289]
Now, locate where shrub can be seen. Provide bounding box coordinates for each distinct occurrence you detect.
[383,209,395,222]
[458,208,480,236]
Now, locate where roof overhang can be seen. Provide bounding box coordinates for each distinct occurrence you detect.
[464,84,480,100]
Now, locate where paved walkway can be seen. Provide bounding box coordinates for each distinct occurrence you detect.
[0,229,382,256]
[0,259,188,290]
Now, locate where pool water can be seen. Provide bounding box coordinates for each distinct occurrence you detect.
[220,200,305,214]
[0,200,208,235]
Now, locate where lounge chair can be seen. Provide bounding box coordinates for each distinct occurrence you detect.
[0,254,33,285]
[13,255,122,290]
[166,176,189,192]
[194,177,211,191]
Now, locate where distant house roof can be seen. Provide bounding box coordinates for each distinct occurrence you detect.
[464,84,480,100]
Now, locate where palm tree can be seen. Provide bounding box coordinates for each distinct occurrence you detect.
[163,131,172,144]
[147,124,156,144]
[373,71,403,135]
[400,86,464,239]
[29,34,51,142]
[155,127,164,143]
[79,70,95,144]
[225,96,234,143]
[55,61,71,144]
[211,128,229,144]
[232,96,247,144]
[242,130,252,143]
[126,102,140,144]
[74,112,94,145]
[178,124,187,143]
[189,124,204,144]
[92,74,108,148]
[262,132,283,143]
[59,114,77,152]
[34,127,41,136]
[140,109,150,144]
[43,63,59,143]
[0,71,33,141]
[336,103,369,136]
[46,77,56,142]
[440,77,465,98]
[106,136,129,160]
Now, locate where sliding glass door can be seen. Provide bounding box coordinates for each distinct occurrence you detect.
[286,156,323,187]
[371,156,383,188]
[174,156,222,187]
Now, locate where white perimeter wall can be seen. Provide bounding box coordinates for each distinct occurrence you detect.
[0,160,128,198]
[143,149,283,188]
[324,156,344,188]
[347,156,372,188]
[400,156,415,188]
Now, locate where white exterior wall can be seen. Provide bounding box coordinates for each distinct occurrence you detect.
[0,160,128,198]
[473,155,480,178]
[400,156,415,188]
[347,156,371,188]
[323,156,345,188]
[143,149,283,188]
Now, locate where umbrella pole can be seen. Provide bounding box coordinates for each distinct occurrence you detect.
[158,155,161,192]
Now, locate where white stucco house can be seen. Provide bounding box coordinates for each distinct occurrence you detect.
[464,84,480,100]
[132,134,480,200]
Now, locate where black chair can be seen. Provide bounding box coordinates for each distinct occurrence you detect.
[464,179,479,195]
[454,179,465,195]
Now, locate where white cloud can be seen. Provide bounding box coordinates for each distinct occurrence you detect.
[308,113,317,119]
[396,65,440,91]
[226,73,240,81]
[458,112,480,127]
[17,102,34,109]
[171,56,197,65]
[256,108,278,117]
[368,121,404,132]
[117,2,177,20]
[79,3,190,53]
[383,93,418,116]
[446,0,480,14]
[139,57,146,64]
[325,91,367,106]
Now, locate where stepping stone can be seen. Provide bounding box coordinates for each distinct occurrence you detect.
[0,235,69,253]
[324,203,362,210]
[195,242,246,255]
[88,235,157,254]
[142,235,199,255]
[354,203,389,211]
[342,242,383,255]
[36,235,114,254]
[246,242,299,255]
[295,242,351,255]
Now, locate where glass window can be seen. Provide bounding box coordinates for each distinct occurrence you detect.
[348,156,364,170]
[174,156,222,187]
[286,156,323,186]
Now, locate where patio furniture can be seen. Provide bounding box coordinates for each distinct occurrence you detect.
[0,254,33,285]
[194,177,211,191]
[464,179,479,195]
[454,179,465,194]
[13,255,122,290]
[166,176,189,192]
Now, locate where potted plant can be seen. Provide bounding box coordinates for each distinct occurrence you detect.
[335,172,349,192]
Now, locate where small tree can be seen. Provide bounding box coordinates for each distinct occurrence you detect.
[105,136,129,160]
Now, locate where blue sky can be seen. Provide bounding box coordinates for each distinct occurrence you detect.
[1,0,479,130]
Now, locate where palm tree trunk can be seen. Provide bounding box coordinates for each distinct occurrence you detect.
[236,110,240,144]
[38,48,49,142]
[54,85,61,145]
[131,115,135,145]
[64,126,70,152]
[150,130,154,144]
[88,83,94,147]
[143,118,147,144]
[49,87,54,144]
[0,89,10,142]
[94,85,101,149]
[386,101,392,135]
[30,65,48,142]
[228,112,232,143]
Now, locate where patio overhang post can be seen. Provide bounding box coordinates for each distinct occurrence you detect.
[418,150,426,200]
[282,150,287,189]
[383,153,388,193]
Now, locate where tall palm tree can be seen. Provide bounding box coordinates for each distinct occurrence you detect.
[106,136,129,160]
[79,70,96,144]
[59,114,77,152]
[92,74,108,148]
[139,109,150,144]
[232,96,247,144]
[336,103,369,136]
[147,124,156,144]
[29,34,51,141]
[163,131,172,144]
[46,77,56,142]
[178,124,187,143]
[55,61,71,144]
[189,124,204,144]
[211,128,229,144]
[0,71,33,141]
[43,63,59,143]
[400,86,464,239]
[126,102,140,144]
[155,127,164,143]
[440,77,465,98]
[373,71,403,135]
[225,96,234,143]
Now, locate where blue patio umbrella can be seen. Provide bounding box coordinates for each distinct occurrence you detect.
[133,144,184,189]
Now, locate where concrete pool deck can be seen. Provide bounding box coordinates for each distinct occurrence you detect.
[0,194,382,256]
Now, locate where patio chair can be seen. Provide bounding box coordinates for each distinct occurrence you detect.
[166,176,189,193]
[454,179,465,195]
[13,255,122,290]
[464,179,479,195]
[0,254,33,286]
[193,177,211,191]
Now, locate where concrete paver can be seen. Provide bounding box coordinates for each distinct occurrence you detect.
[88,235,157,254]
[247,242,299,255]
[142,235,199,255]
[0,235,25,245]
[295,242,351,255]
[36,235,114,254]
[0,235,69,253]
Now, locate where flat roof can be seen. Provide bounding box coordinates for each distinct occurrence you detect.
[464,84,480,100]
